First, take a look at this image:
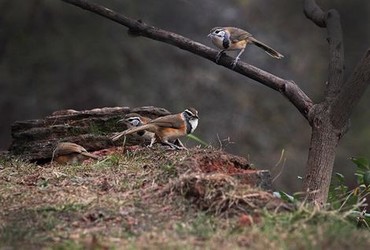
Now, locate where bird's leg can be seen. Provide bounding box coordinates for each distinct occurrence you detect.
[173,141,187,150]
[148,137,156,148]
[232,48,245,69]
[174,139,185,148]
[162,141,187,150]
[161,141,176,150]
[215,50,225,63]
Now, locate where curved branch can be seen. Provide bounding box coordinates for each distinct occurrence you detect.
[325,10,345,101]
[304,0,344,102]
[304,0,326,27]
[61,0,313,119]
[331,49,370,129]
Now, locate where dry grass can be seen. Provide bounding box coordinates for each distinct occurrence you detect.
[160,172,290,216]
[1,146,370,249]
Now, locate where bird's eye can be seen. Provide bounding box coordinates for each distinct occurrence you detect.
[214,30,220,34]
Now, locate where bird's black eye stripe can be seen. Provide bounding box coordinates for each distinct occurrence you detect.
[185,110,199,119]
[127,117,139,121]
[185,110,193,117]
[186,109,199,118]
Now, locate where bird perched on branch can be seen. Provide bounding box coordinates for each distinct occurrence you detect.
[52,142,99,164]
[208,27,284,68]
[111,108,199,150]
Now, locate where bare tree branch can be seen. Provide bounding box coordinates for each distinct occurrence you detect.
[331,49,370,129]
[61,0,313,119]
[304,0,326,27]
[325,10,345,101]
[304,0,345,102]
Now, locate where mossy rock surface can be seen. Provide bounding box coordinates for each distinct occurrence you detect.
[8,106,171,162]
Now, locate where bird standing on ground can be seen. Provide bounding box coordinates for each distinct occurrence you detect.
[118,113,156,146]
[52,142,99,164]
[111,108,199,150]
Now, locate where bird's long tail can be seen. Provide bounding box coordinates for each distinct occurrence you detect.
[81,151,99,160]
[111,124,153,141]
[250,37,284,59]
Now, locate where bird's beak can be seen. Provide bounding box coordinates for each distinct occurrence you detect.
[207,33,212,38]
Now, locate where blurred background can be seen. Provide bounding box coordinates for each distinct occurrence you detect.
[0,0,369,193]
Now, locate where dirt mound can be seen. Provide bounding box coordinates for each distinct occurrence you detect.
[160,172,291,217]
[178,148,272,190]
[184,148,250,173]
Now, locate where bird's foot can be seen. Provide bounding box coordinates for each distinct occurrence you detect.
[215,51,225,64]
[231,58,240,69]
[163,142,187,150]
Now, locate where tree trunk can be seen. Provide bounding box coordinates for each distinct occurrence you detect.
[303,1,346,205]
[303,49,370,205]
[303,104,341,205]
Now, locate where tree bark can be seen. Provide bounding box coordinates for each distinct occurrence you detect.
[304,104,340,205]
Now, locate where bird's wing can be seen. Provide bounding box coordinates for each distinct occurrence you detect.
[55,142,86,155]
[150,114,184,129]
[228,27,252,42]
[80,151,99,159]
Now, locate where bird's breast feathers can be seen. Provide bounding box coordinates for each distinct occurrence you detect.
[161,127,186,141]
[189,119,198,133]
[211,36,225,49]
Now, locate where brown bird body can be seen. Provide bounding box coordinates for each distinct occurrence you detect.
[111,108,199,150]
[208,27,283,68]
[52,142,98,164]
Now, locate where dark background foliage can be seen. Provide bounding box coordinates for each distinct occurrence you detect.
[0,0,369,192]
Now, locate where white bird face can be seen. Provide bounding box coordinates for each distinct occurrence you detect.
[126,117,142,127]
[208,28,226,39]
[208,28,228,49]
[183,108,199,134]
